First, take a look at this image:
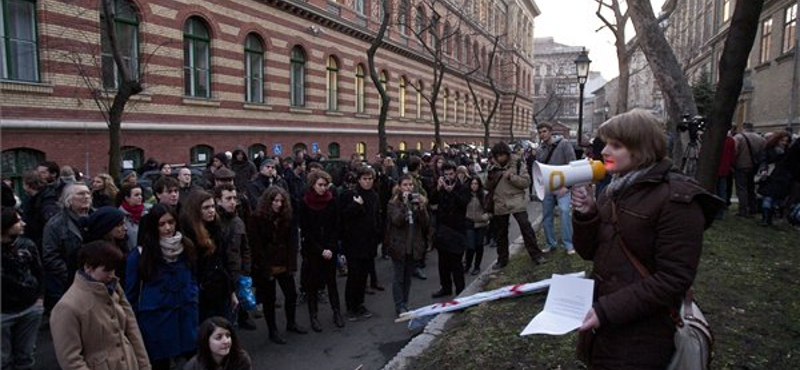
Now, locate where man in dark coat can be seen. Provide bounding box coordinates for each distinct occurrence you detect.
[340,167,381,320]
[431,161,469,298]
[246,159,288,210]
[230,149,257,194]
[21,171,59,249]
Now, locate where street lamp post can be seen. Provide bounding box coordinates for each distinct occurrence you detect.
[575,49,591,146]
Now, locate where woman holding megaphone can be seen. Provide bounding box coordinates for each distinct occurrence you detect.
[570,109,723,370]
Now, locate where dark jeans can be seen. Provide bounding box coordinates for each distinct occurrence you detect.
[305,255,341,315]
[464,226,486,270]
[345,256,370,312]
[493,211,541,264]
[367,257,379,287]
[437,249,465,295]
[257,272,299,332]
[2,304,43,370]
[392,255,416,313]
[734,168,757,214]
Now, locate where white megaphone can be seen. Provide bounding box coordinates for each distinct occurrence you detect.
[532,159,607,200]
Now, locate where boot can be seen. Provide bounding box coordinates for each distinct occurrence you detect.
[286,322,308,334]
[310,315,322,332]
[760,209,773,226]
[268,330,287,345]
[333,310,345,328]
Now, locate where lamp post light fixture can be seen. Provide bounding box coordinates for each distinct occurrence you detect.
[574,48,591,146]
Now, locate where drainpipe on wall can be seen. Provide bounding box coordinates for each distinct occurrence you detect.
[790,13,800,134]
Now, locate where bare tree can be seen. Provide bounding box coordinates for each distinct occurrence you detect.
[628,0,697,161]
[465,35,503,153]
[367,0,392,155]
[55,0,147,180]
[595,0,633,113]
[696,0,764,190]
[406,0,462,148]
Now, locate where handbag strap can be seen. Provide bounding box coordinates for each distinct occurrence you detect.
[610,201,687,327]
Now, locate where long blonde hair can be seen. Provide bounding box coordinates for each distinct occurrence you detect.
[95,173,119,200]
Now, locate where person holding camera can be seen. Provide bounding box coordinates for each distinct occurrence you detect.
[385,175,430,316]
[430,162,470,298]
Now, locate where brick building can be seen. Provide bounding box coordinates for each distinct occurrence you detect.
[1,0,540,183]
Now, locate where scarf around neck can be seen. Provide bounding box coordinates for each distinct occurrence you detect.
[121,201,144,224]
[160,232,184,263]
[604,164,657,199]
[303,189,333,211]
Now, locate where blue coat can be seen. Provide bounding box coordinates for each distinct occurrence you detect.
[126,248,199,361]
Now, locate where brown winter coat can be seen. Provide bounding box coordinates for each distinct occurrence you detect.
[487,156,530,216]
[247,214,297,285]
[573,159,722,370]
[50,272,151,370]
[385,197,430,261]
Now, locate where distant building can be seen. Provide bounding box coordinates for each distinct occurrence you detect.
[532,37,602,141]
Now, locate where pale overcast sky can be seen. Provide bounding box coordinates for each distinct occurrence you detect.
[535,0,666,80]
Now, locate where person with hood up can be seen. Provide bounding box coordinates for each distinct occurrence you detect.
[230,149,257,194]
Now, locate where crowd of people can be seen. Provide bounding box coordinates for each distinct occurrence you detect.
[3,111,799,370]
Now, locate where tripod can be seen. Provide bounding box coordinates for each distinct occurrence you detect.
[681,138,701,178]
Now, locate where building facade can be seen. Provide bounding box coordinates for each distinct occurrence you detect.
[664,0,799,132]
[1,0,540,182]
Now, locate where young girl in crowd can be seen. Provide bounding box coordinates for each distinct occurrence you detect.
[249,186,308,344]
[50,240,151,370]
[181,191,237,322]
[184,317,251,370]
[464,176,490,275]
[91,173,118,209]
[299,171,344,331]
[126,203,198,370]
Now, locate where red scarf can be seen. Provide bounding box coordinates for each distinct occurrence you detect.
[121,202,144,224]
[303,189,333,211]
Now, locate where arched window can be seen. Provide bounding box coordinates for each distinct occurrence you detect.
[462,95,468,125]
[398,141,407,151]
[399,76,407,117]
[355,142,367,159]
[398,0,410,35]
[416,80,423,119]
[121,145,145,170]
[244,33,264,103]
[190,144,213,165]
[290,46,306,107]
[2,148,44,194]
[183,17,211,98]
[248,143,266,160]
[326,56,339,111]
[415,6,425,36]
[443,23,452,54]
[416,142,423,151]
[101,0,139,89]
[379,70,388,110]
[328,142,341,159]
[453,92,458,123]
[442,88,449,122]
[355,64,365,113]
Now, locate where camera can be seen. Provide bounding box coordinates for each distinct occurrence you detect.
[405,192,421,204]
[677,114,706,144]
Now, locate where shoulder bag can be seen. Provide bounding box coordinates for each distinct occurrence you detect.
[610,201,713,370]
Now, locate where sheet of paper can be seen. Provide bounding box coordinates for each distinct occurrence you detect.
[520,274,594,336]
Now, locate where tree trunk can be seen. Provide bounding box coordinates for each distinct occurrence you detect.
[696,0,764,190]
[616,46,630,113]
[367,1,391,155]
[628,0,698,162]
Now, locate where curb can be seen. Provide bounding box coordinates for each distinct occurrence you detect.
[381,210,543,370]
